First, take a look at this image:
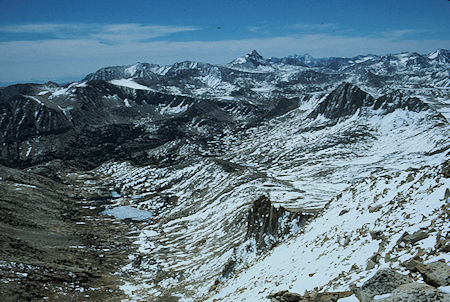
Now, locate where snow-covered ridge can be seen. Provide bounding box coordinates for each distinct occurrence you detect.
[75,49,450,103]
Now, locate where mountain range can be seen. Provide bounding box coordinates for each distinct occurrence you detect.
[0,49,449,301]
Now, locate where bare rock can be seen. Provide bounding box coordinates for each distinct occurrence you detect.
[399,230,429,244]
[375,282,450,302]
[403,259,450,287]
[419,261,450,287]
[267,290,352,302]
[268,290,302,302]
[247,196,310,251]
[357,269,413,302]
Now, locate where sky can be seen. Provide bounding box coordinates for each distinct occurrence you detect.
[0,0,449,84]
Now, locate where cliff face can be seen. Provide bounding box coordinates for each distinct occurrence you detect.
[307,82,375,120]
[246,196,312,251]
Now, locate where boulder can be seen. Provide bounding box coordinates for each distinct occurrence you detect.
[375,282,450,302]
[267,290,352,302]
[268,290,302,302]
[400,230,429,244]
[418,261,450,287]
[403,259,450,287]
[357,269,413,302]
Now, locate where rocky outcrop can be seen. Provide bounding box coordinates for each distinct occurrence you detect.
[307,82,375,120]
[0,95,73,143]
[268,290,302,302]
[268,290,352,302]
[267,264,449,302]
[375,283,449,302]
[373,92,435,114]
[403,259,450,287]
[308,83,446,123]
[356,269,413,302]
[246,196,312,251]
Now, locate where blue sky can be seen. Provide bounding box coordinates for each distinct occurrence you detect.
[0,0,449,84]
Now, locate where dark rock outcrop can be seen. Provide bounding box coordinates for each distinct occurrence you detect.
[308,82,375,120]
[374,92,433,113]
[268,290,353,302]
[308,83,445,123]
[246,196,312,251]
[268,290,302,302]
[0,96,73,143]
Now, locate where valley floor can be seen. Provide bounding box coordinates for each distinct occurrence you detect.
[0,163,135,301]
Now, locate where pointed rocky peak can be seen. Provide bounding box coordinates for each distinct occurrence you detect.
[229,50,270,69]
[308,82,374,120]
[248,49,263,60]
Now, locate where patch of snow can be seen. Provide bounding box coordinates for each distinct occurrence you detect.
[14,183,37,189]
[111,191,121,198]
[374,293,391,300]
[24,95,43,105]
[438,286,450,294]
[125,64,139,77]
[338,295,360,302]
[51,87,70,97]
[110,79,152,91]
[159,100,190,115]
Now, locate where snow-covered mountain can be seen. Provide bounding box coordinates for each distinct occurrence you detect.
[0,50,449,301]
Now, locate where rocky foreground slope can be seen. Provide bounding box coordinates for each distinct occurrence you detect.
[0,50,449,301]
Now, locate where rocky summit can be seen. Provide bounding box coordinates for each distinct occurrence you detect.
[0,50,449,301]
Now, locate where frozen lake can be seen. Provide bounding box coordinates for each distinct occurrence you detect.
[101,206,153,221]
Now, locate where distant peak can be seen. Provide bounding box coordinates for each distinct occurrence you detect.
[248,50,263,59]
[229,50,268,67]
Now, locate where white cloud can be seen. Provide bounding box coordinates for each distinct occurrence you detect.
[380,29,426,38]
[91,24,200,43]
[0,23,200,42]
[0,23,86,33]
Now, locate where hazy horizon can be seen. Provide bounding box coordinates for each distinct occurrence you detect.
[1,0,449,84]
